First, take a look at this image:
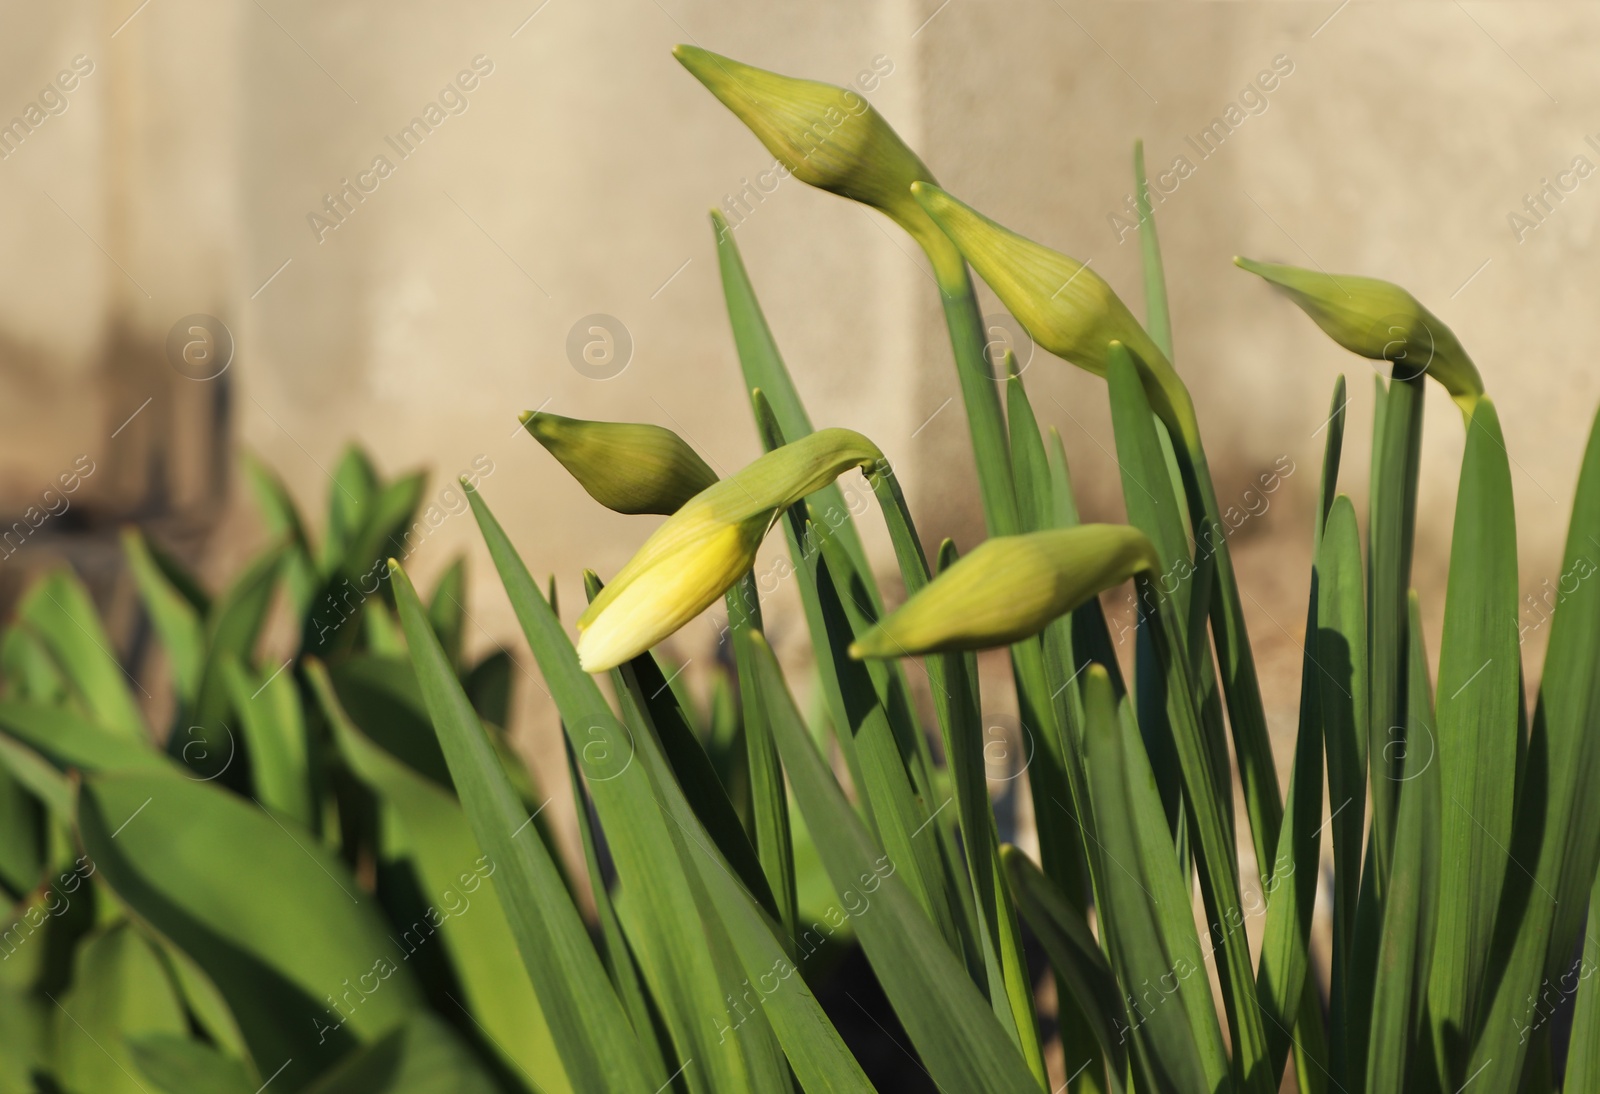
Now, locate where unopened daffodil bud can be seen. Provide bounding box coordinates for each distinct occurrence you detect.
[523,411,719,516]
[577,428,884,672]
[673,46,957,272]
[850,525,1158,658]
[911,182,1197,444]
[1234,256,1484,415]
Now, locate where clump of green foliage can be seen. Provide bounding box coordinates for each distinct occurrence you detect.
[2,45,1599,1094]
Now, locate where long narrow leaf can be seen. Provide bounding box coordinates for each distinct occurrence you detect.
[749,630,1040,1092]
[53,922,190,1094]
[727,575,797,943]
[223,657,314,829]
[1132,139,1172,360]
[17,570,145,739]
[1469,403,1600,1086]
[869,464,1041,1070]
[1079,664,1228,1094]
[1427,399,1520,1078]
[1144,581,1272,1091]
[1562,877,1600,1089]
[1319,496,1369,1009]
[1365,590,1441,1093]
[589,570,775,921]
[77,771,422,1090]
[561,737,669,1078]
[711,209,875,590]
[1254,500,1336,1085]
[1367,373,1425,873]
[389,562,656,1093]
[463,489,788,1093]
[122,528,206,706]
[1003,846,1128,1092]
[309,659,571,1093]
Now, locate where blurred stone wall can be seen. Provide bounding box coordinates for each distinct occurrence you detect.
[3,0,1599,866]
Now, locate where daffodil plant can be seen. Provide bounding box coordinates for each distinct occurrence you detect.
[2,44,1599,1094]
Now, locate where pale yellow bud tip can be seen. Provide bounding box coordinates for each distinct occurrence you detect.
[576,428,884,672]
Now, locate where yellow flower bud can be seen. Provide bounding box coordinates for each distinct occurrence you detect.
[1234,256,1484,415]
[577,428,883,672]
[850,525,1159,658]
[523,411,719,516]
[672,46,951,260]
[911,182,1196,444]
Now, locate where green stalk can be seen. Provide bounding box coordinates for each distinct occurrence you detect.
[1367,372,1426,880]
[1255,378,1346,1090]
[1145,577,1273,1093]
[725,576,797,948]
[930,248,1020,537]
[1363,591,1440,1093]
[1002,369,1105,1091]
[867,466,1047,1084]
[713,210,877,596]
[1171,423,1284,873]
[1002,371,1094,912]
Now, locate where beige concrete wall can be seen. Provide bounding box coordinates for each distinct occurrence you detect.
[4,0,1600,863]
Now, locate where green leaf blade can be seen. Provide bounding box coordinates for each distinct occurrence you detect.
[749,631,1039,1093]
[389,561,655,1093]
[310,659,572,1093]
[1427,399,1521,1076]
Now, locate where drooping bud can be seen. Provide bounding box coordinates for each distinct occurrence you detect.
[1234,256,1484,415]
[577,428,883,672]
[673,46,953,262]
[523,412,719,516]
[911,182,1196,443]
[850,525,1159,658]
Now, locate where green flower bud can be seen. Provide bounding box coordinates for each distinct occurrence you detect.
[672,46,952,262]
[1234,256,1484,415]
[850,525,1159,658]
[523,411,719,516]
[911,182,1197,444]
[577,428,883,672]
